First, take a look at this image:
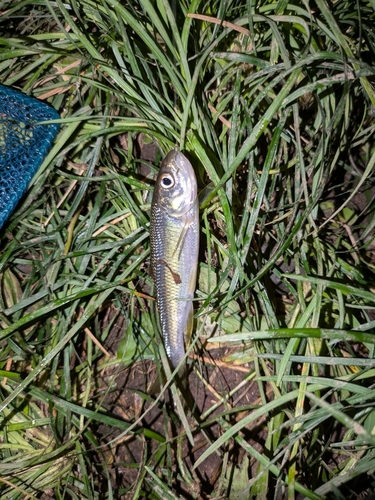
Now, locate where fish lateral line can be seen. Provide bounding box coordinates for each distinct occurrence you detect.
[156,258,182,285]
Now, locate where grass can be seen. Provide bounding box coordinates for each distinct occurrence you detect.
[1,0,375,498]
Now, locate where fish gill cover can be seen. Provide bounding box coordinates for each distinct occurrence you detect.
[0,84,60,229]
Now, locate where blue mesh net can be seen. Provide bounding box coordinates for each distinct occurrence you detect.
[0,84,60,230]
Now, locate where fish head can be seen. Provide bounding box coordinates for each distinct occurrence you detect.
[153,150,197,217]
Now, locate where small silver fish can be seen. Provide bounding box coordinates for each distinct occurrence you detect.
[150,149,199,369]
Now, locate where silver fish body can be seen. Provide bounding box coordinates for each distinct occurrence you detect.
[150,149,199,368]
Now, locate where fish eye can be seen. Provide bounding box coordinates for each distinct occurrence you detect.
[160,173,174,189]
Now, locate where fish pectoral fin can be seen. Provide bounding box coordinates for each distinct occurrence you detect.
[172,220,192,259]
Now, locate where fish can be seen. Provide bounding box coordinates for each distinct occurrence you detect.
[150,149,199,370]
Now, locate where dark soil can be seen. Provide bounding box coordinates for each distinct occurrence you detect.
[94,350,261,498]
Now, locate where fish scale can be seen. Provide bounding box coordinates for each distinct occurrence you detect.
[150,150,199,369]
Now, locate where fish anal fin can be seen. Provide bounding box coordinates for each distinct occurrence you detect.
[185,302,194,348]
